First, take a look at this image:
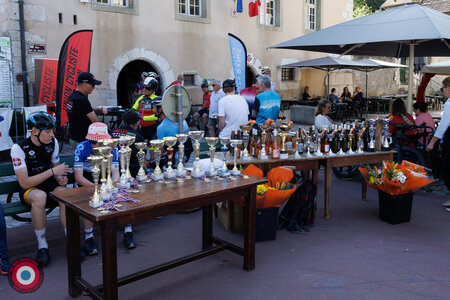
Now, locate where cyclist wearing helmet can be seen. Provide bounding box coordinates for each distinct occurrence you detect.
[10,112,69,266]
[132,76,159,140]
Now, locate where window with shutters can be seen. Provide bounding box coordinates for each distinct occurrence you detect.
[259,0,281,28]
[175,0,210,23]
[305,0,320,32]
[91,0,137,14]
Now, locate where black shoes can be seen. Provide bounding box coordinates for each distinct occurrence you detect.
[84,237,99,256]
[36,248,50,266]
[123,232,136,249]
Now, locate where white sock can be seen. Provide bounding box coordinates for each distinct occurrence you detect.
[124,225,133,233]
[84,228,94,240]
[35,228,48,250]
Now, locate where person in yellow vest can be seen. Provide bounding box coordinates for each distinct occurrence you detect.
[132,76,159,140]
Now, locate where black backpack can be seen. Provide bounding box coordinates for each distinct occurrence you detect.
[278,181,317,233]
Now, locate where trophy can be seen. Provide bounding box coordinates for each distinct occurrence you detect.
[347,128,355,154]
[134,142,148,181]
[381,118,393,151]
[126,136,136,180]
[150,139,165,181]
[175,133,188,177]
[87,155,104,208]
[205,137,219,177]
[99,138,119,193]
[219,137,230,177]
[117,137,131,188]
[258,123,270,160]
[230,139,243,176]
[357,126,366,153]
[163,136,178,179]
[327,128,337,156]
[188,131,205,178]
[338,128,345,155]
[239,123,254,160]
[93,146,111,201]
[315,127,324,156]
[367,119,377,152]
[293,131,301,158]
[279,123,292,159]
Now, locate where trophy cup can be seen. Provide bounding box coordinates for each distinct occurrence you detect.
[205,137,219,177]
[175,133,188,177]
[347,128,355,154]
[134,142,148,181]
[367,119,377,152]
[315,128,324,156]
[338,129,346,155]
[239,123,254,161]
[99,138,119,193]
[150,139,165,180]
[293,132,301,158]
[126,136,136,180]
[258,123,270,160]
[87,155,104,208]
[230,139,243,176]
[219,137,230,177]
[357,127,366,153]
[188,131,205,178]
[279,123,292,159]
[93,146,111,201]
[117,137,131,189]
[381,118,392,151]
[163,136,178,179]
[327,128,337,156]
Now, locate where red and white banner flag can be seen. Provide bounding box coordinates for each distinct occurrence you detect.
[249,0,261,17]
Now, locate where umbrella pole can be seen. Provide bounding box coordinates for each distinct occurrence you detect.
[407,44,415,114]
[327,71,330,96]
[366,71,368,97]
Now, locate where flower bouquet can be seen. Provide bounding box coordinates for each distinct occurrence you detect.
[256,166,297,208]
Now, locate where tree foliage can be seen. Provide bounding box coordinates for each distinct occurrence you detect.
[353,0,385,17]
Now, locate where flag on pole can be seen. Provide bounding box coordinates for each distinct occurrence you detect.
[249,0,261,17]
[237,0,243,13]
[228,34,247,93]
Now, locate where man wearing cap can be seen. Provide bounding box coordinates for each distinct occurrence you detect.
[67,72,103,149]
[218,80,249,138]
[207,80,225,137]
[252,75,281,124]
[132,76,159,141]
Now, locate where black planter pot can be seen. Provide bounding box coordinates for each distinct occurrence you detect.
[378,190,414,225]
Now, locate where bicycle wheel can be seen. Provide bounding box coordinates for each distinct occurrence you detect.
[332,166,360,181]
[396,145,426,166]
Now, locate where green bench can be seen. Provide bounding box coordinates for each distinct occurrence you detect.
[0,156,75,222]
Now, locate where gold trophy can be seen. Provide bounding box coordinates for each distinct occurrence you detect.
[188,131,205,178]
[117,137,131,189]
[163,136,178,179]
[258,123,270,160]
[93,146,111,201]
[99,138,119,192]
[239,123,254,161]
[175,133,188,177]
[279,123,292,159]
[230,139,243,176]
[134,142,148,182]
[126,136,136,180]
[357,126,366,153]
[219,137,230,177]
[150,139,165,181]
[205,137,219,177]
[87,155,104,208]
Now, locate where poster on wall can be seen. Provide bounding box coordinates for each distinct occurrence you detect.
[0,108,13,151]
[0,37,14,104]
[35,58,58,105]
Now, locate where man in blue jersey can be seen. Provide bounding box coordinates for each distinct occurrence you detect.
[252,75,281,124]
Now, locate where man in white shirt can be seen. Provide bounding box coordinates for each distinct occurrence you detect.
[218,79,249,138]
[208,79,225,137]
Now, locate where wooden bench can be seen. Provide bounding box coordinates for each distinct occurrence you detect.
[0,156,75,222]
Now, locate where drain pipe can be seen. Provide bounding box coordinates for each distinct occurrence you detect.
[18,0,29,107]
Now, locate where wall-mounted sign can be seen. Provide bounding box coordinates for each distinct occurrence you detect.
[28,43,47,54]
[0,37,14,103]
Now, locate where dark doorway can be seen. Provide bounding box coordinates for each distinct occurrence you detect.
[116,60,162,108]
[246,66,256,88]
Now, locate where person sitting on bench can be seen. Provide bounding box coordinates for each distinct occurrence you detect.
[0,205,11,275]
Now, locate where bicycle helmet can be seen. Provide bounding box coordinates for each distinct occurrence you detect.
[152,96,162,107]
[142,76,158,91]
[26,111,55,130]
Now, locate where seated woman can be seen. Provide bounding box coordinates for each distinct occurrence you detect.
[315,99,333,129]
[340,86,352,102]
[302,86,312,101]
[389,98,416,145]
[413,101,435,148]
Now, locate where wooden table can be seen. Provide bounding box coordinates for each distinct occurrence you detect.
[322,151,395,219]
[51,175,266,300]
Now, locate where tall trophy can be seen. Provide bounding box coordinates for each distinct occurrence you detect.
[150,139,165,181]
[205,137,219,177]
[381,118,392,151]
[134,142,148,182]
[126,136,136,180]
[87,155,104,208]
[239,123,254,160]
[188,131,205,178]
[117,137,131,188]
[367,119,377,152]
[347,128,355,154]
[279,123,292,159]
[357,126,366,153]
[304,131,313,157]
[258,123,270,160]
[327,128,337,156]
[175,133,188,177]
[230,139,243,176]
[315,128,324,156]
[93,146,111,201]
[163,136,178,179]
[338,128,346,155]
[219,137,230,177]
[99,138,119,193]
[293,131,301,158]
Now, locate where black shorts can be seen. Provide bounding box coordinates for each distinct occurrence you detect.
[197,108,209,116]
[19,177,60,206]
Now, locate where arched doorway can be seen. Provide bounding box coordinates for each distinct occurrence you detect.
[116,60,161,108]
[246,66,257,88]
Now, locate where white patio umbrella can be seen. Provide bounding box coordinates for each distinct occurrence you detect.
[422,60,450,75]
[269,4,450,112]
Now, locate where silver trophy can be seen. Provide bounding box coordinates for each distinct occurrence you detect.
[367,119,377,152]
[240,124,254,160]
[258,123,270,160]
[205,137,219,177]
[175,133,188,177]
[117,137,131,188]
[150,139,165,181]
[219,137,230,177]
[134,142,148,182]
[189,131,205,178]
[327,128,337,156]
[381,118,393,151]
[338,128,346,155]
[315,128,324,156]
[293,131,301,158]
[230,139,243,176]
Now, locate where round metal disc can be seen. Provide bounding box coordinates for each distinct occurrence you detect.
[161,85,192,123]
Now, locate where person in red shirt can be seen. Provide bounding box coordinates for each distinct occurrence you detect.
[193,83,211,130]
[167,74,183,89]
[389,98,416,145]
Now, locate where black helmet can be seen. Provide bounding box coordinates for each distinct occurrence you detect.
[142,76,158,91]
[152,96,162,107]
[26,111,55,130]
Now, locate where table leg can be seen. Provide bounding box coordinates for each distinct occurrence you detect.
[313,163,319,187]
[101,219,118,300]
[202,204,213,250]
[362,179,367,201]
[66,206,81,297]
[243,188,256,271]
[324,160,332,220]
